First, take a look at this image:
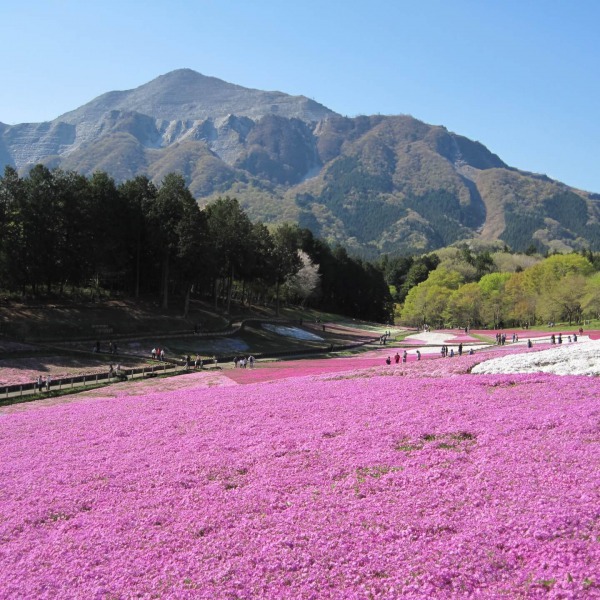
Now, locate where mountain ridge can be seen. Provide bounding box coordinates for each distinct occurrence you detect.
[1,69,598,256]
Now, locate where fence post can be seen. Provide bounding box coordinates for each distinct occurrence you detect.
[71,377,74,389]
[83,376,86,387]
[20,385,23,397]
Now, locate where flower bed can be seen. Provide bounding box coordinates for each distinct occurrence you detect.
[1,358,599,598]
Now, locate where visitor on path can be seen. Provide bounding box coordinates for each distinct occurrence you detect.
[249,355,255,368]
[160,349,165,361]
[213,356,218,368]
[36,375,43,391]
[527,339,533,348]
[573,333,578,342]
[151,348,156,359]
[184,355,190,369]
[194,354,201,369]
[402,350,407,363]
[458,343,463,356]
[468,348,474,355]
[233,356,239,368]
[416,350,421,361]
[46,375,51,391]
[450,348,454,357]
[394,353,400,364]
[385,356,391,365]
[109,364,114,377]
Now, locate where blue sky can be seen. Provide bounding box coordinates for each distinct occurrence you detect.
[2,0,599,192]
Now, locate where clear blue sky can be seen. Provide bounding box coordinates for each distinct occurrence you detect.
[2,0,599,192]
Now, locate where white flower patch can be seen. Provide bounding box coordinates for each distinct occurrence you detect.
[472,340,600,376]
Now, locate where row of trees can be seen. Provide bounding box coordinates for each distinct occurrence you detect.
[0,166,392,322]
[399,252,600,328]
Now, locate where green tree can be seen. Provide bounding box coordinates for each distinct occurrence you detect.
[582,273,600,319]
[205,197,254,314]
[148,173,196,309]
[270,223,302,315]
[118,175,158,298]
[22,165,62,293]
[87,171,126,293]
[478,272,511,328]
[539,273,587,325]
[444,283,483,328]
[244,222,275,305]
[52,170,92,292]
[397,254,440,301]
[176,194,208,318]
[0,166,26,291]
[400,267,463,327]
[504,271,537,326]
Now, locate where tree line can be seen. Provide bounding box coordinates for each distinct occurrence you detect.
[395,248,600,329]
[0,166,392,322]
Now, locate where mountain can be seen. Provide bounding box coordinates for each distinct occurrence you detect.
[2,69,599,256]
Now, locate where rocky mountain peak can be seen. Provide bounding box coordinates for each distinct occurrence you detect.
[57,69,336,125]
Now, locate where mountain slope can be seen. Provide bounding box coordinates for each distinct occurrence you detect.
[57,69,335,124]
[1,69,598,255]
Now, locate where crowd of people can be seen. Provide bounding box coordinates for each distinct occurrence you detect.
[151,347,166,361]
[386,349,421,365]
[233,355,256,369]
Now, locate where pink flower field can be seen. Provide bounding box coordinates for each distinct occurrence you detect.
[1,342,599,599]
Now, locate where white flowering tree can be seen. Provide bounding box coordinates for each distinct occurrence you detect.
[284,251,321,307]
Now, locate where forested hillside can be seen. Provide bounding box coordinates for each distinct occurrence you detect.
[2,70,599,256]
[0,166,391,322]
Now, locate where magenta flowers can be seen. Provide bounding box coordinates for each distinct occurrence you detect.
[0,367,599,597]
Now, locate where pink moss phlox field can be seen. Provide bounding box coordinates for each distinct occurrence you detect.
[1,365,599,599]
